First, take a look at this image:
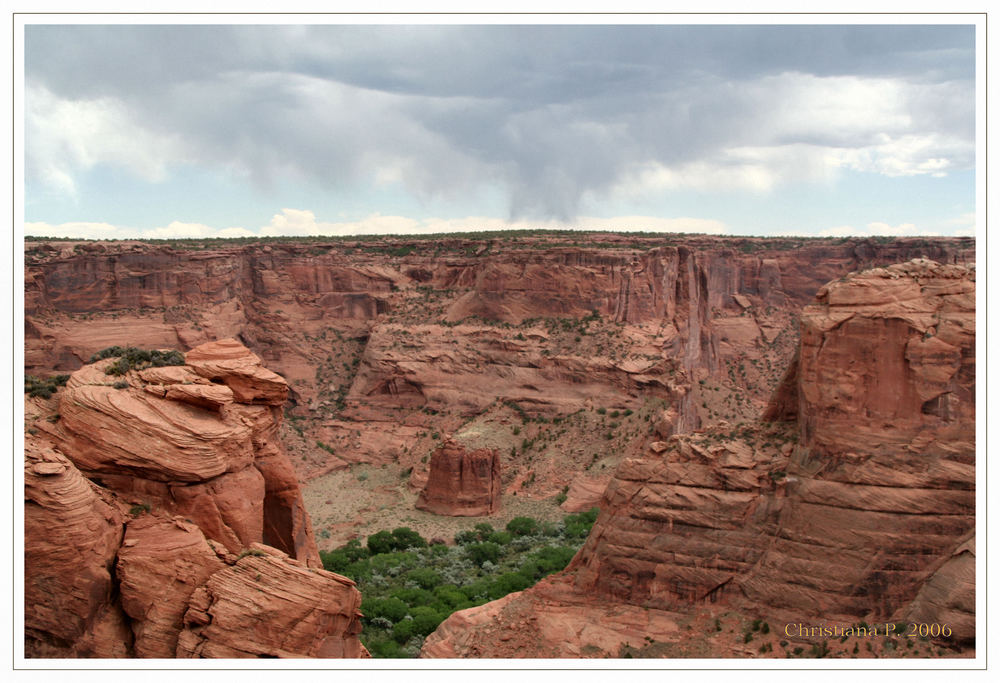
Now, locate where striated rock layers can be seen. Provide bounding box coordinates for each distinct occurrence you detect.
[24,236,975,505]
[25,340,364,658]
[25,237,973,453]
[416,440,502,516]
[422,259,976,657]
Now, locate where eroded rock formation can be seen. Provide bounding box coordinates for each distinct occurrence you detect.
[24,443,131,658]
[24,340,364,658]
[24,236,974,489]
[416,440,501,516]
[422,259,976,658]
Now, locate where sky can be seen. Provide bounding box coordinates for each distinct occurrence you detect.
[22,22,978,239]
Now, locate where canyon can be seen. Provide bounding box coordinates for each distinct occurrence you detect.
[422,258,975,657]
[22,232,976,658]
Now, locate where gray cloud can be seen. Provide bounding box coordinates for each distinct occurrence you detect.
[25,24,975,219]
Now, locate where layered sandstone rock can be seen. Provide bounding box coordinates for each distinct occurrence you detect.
[42,341,319,565]
[892,534,975,644]
[423,259,976,657]
[25,237,973,477]
[176,543,364,658]
[560,475,612,513]
[734,259,975,627]
[185,338,290,405]
[421,575,684,658]
[117,516,227,658]
[796,259,975,459]
[25,341,363,658]
[416,440,501,516]
[24,442,131,658]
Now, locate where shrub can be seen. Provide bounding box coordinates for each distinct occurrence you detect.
[409,606,446,636]
[505,516,539,537]
[24,374,70,399]
[459,579,492,601]
[369,551,418,575]
[391,587,435,608]
[129,502,151,516]
[90,346,185,375]
[486,531,512,546]
[367,530,397,555]
[433,585,467,608]
[392,618,417,643]
[391,527,427,550]
[465,542,501,566]
[488,572,531,599]
[361,597,408,623]
[406,568,443,590]
[454,530,478,545]
[320,539,369,573]
[562,507,599,539]
[524,545,576,576]
[342,559,372,581]
[367,638,403,658]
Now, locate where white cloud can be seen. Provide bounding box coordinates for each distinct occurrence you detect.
[25,220,253,240]
[26,83,186,196]
[24,31,974,218]
[609,72,973,198]
[944,212,977,236]
[617,144,844,195]
[818,221,940,237]
[26,210,730,241]
[814,210,978,238]
[25,220,130,240]
[259,209,728,237]
[836,134,967,178]
[140,221,253,240]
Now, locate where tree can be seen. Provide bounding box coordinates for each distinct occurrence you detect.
[367,530,396,555]
[506,516,539,537]
[465,542,501,566]
[391,527,427,550]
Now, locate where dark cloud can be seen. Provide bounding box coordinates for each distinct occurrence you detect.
[25,24,976,219]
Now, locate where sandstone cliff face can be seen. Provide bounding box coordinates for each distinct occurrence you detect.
[25,236,973,541]
[24,340,364,658]
[415,440,501,516]
[25,236,972,427]
[422,259,976,658]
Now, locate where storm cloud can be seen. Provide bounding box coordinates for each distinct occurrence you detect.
[25,24,975,220]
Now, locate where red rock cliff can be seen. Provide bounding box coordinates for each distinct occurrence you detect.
[422,259,976,658]
[25,236,973,421]
[24,340,364,658]
[24,235,974,527]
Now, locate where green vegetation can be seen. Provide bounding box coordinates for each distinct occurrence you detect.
[24,374,70,399]
[236,548,267,560]
[129,502,152,516]
[320,511,598,657]
[89,346,185,375]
